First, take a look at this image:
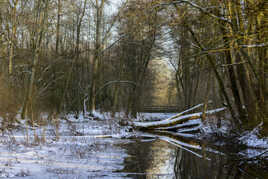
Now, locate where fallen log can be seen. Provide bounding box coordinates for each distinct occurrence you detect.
[165,102,211,121]
[133,107,226,129]
[154,119,201,131]
[177,125,202,133]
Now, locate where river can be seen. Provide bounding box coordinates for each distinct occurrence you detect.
[0,114,267,178]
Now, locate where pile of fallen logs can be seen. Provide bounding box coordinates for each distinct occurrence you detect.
[132,103,226,134]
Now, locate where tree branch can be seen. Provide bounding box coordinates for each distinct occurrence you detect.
[157,0,231,24]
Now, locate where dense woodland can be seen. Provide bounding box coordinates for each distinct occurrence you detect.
[0,0,267,134]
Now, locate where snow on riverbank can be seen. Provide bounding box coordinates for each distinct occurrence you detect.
[0,111,268,178]
[86,110,176,121]
[0,114,133,178]
[88,111,268,150]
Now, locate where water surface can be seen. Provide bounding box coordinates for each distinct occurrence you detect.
[0,117,267,178]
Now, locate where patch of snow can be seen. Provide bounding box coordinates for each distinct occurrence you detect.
[239,148,268,159]
[242,135,268,148]
[88,110,129,120]
[200,117,232,135]
[88,110,177,122]
[0,117,135,179]
[238,123,268,150]
[92,110,111,120]
[177,125,201,133]
[136,112,177,121]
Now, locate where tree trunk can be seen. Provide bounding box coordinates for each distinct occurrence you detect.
[89,0,105,113]
[21,0,48,120]
[187,26,238,125]
[133,107,226,129]
[8,0,18,75]
[55,0,61,54]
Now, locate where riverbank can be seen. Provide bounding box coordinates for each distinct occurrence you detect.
[0,112,268,178]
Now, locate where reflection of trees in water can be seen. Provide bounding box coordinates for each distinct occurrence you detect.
[119,131,267,179]
[120,140,176,179]
[120,141,153,179]
[145,140,176,179]
[173,144,268,179]
[174,148,229,179]
[138,131,268,179]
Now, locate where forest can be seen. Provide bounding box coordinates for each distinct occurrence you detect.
[0,0,267,134]
[0,0,267,178]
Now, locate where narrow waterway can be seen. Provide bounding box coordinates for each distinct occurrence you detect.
[0,116,267,178]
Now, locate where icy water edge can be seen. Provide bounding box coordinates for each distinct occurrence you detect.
[0,115,268,179]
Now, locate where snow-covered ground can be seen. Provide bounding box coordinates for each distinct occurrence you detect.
[0,112,268,178]
[0,113,176,178]
[82,110,177,121]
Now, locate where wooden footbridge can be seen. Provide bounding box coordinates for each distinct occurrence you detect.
[141,106,180,113]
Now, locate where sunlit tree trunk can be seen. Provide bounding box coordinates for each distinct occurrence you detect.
[8,0,18,75]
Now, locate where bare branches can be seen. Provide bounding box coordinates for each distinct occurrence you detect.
[156,0,231,24]
[95,80,137,97]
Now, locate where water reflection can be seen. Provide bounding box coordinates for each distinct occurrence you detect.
[146,140,176,179]
[119,139,176,179]
[173,147,268,179]
[62,120,268,179]
[139,131,268,179]
[1,118,267,179]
